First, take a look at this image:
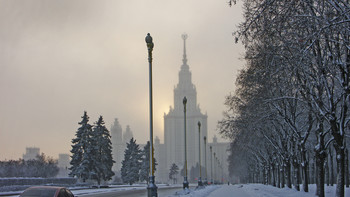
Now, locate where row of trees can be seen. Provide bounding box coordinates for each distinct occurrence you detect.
[70,112,159,185]
[69,111,115,185]
[219,1,350,197]
[168,163,207,184]
[0,154,59,177]
[120,138,157,185]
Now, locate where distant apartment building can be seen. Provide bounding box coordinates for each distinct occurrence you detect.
[56,153,70,177]
[23,147,40,161]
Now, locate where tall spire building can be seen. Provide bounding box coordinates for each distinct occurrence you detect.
[110,34,229,183]
[110,119,134,173]
[110,118,123,172]
[163,34,208,181]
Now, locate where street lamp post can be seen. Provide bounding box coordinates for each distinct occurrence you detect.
[221,163,223,184]
[197,121,203,187]
[145,33,157,197]
[218,159,221,184]
[214,152,216,184]
[221,156,224,184]
[183,97,189,189]
[210,146,213,184]
[203,136,207,185]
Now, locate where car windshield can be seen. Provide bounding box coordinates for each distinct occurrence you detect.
[20,188,57,197]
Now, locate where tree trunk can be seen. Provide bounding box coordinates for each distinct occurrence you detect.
[285,161,292,188]
[264,164,268,185]
[281,165,285,188]
[277,163,280,188]
[315,160,319,196]
[258,163,262,183]
[267,164,271,185]
[301,149,309,192]
[292,159,300,191]
[315,148,326,197]
[272,164,276,187]
[250,169,253,183]
[335,147,345,197]
[325,158,329,186]
[345,148,349,188]
[311,160,316,184]
[330,147,334,186]
[332,91,347,197]
[253,167,256,183]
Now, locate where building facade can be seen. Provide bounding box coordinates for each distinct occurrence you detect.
[110,119,134,175]
[152,35,230,184]
[110,34,230,184]
[57,153,70,177]
[23,147,40,161]
[162,34,208,183]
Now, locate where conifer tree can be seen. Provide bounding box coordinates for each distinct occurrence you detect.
[69,111,93,181]
[139,141,157,183]
[121,138,141,185]
[91,116,115,185]
[169,163,179,184]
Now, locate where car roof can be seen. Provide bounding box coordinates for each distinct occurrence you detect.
[27,186,65,190]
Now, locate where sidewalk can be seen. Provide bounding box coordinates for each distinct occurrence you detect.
[206,184,320,197]
[206,185,252,197]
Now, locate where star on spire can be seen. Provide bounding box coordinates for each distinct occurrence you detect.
[182,33,189,67]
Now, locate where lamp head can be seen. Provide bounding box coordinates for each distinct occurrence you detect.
[181,33,188,40]
[183,96,187,105]
[145,33,153,43]
[145,33,154,50]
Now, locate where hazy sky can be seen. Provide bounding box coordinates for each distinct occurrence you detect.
[0,0,244,160]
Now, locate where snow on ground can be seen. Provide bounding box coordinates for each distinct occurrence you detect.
[3,183,350,197]
[0,186,142,197]
[70,184,181,196]
[168,185,220,197]
[0,184,178,197]
[71,185,144,196]
[169,184,350,197]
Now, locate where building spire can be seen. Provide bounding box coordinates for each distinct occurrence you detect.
[181,33,188,67]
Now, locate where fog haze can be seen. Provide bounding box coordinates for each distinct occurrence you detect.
[0,0,244,160]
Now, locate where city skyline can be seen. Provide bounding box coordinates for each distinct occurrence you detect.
[0,0,244,160]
